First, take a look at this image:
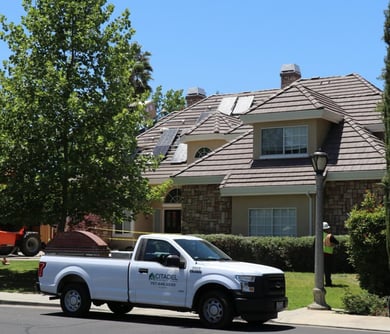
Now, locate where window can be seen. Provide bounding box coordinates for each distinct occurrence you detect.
[165,188,182,203]
[249,208,296,236]
[195,147,211,158]
[143,239,180,262]
[261,126,307,157]
[113,210,134,236]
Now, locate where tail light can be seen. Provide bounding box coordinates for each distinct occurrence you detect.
[38,262,46,277]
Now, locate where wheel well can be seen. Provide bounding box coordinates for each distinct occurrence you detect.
[58,275,89,294]
[192,283,233,311]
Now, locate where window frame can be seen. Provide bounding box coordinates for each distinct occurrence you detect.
[248,207,297,237]
[195,147,211,159]
[260,125,308,159]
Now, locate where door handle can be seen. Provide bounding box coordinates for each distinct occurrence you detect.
[139,268,148,274]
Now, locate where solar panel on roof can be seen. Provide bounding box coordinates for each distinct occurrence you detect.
[196,111,211,123]
[153,128,178,157]
[217,96,237,115]
[232,96,254,114]
[171,143,187,164]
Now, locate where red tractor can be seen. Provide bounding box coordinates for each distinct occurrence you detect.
[0,227,41,257]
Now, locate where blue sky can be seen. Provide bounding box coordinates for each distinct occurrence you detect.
[0,1,388,96]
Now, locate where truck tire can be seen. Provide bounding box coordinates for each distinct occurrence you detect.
[20,233,41,256]
[60,283,91,317]
[107,302,133,315]
[198,290,233,329]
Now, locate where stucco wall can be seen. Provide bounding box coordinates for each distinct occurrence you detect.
[231,194,312,236]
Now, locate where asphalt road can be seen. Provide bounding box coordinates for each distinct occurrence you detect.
[0,304,385,334]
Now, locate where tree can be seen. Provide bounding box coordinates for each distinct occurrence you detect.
[0,0,155,231]
[151,85,185,120]
[383,3,390,270]
[345,191,390,296]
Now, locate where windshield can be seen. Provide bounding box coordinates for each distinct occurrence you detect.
[175,238,232,261]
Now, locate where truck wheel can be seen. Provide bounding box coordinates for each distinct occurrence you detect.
[20,234,41,256]
[107,302,133,315]
[60,283,91,317]
[198,290,233,329]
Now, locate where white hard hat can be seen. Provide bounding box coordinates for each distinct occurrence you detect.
[323,222,330,230]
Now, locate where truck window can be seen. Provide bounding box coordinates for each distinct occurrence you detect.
[175,239,231,261]
[143,239,180,263]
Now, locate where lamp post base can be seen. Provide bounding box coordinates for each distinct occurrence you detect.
[308,288,331,310]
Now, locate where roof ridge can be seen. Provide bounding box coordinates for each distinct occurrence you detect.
[294,84,324,109]
[345,117,385,155]
[347,73,383,94]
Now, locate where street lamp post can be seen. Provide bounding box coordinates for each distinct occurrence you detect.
[308,150,331,310]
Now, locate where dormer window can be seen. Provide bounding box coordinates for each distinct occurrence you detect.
[195,147,211,159]
[261,125,308,158]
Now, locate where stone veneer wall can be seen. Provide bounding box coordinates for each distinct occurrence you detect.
[181,184,232,234]
[324,180,383,234]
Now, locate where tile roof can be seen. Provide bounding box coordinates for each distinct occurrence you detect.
[139,72,384,188]
[138,89,277,183]
[184,111,242,137]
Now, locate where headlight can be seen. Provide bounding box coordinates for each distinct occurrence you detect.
[235,275,256,293]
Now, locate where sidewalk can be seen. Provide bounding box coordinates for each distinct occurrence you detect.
[0,291,390,331]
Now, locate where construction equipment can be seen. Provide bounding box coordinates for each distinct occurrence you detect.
[0,227,41,257]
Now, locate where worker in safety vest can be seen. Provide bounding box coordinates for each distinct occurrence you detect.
[323,222,339,287]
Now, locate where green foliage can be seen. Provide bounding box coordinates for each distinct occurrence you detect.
[151,85,185,120]
[0,0,155,230]
[342,289,389,316]
[383,2,390,282]
[199,234,352,273]
[345,191,390,296]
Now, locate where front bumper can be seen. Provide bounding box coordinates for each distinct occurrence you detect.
[233,294,288,315]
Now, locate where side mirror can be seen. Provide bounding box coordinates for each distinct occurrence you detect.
[165,255,184,268]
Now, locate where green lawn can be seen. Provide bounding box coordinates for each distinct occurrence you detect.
[0,260,39,293]
[0,260,364,311]
[286,272,363,310]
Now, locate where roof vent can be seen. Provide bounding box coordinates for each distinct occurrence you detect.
[280,64,302,89]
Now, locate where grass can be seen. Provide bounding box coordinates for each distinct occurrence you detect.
[286,272,363,310]
[0,260,39,293]
[0,260,364,311]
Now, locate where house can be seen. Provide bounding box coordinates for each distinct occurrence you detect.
[110,64,385,248]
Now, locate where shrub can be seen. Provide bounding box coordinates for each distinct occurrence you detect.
[198,234,353,273]
[342,290,389,316]
[345,191,390,296]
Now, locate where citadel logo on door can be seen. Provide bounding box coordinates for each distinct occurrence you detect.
[149,272,178,287]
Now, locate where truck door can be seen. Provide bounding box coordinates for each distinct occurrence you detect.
[129,239,187,307]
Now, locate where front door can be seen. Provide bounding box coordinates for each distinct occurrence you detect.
[164,210,181,233]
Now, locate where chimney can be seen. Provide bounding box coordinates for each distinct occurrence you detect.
[185,87,206,107]
[280,64,301,89]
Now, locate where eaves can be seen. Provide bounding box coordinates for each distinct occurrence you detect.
[172,175,225,185]
[220,185,316,197]
[240,109,343,124]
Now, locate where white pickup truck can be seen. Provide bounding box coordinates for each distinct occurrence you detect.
[38,234,288,328]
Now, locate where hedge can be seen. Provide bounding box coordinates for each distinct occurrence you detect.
[198,234,353,273]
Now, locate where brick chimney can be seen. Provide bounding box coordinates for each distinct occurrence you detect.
[185,87,206,107]
[280,64,301,89]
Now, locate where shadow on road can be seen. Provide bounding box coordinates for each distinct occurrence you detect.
[43,311,295,332]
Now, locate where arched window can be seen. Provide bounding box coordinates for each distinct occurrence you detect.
[165,189,182,203]
[195,147,211,158]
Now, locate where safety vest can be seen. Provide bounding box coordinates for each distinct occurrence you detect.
[323,232,334,254]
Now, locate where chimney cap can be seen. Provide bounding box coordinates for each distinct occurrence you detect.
[280,64,301,74]
[187,87,206,96]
